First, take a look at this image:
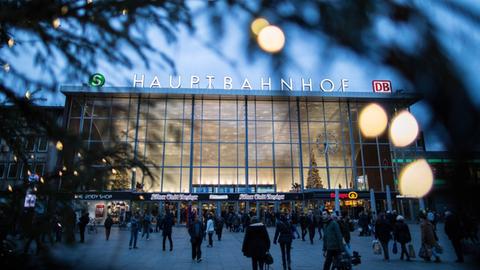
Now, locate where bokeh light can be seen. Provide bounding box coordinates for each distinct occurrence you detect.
[7,38,14,48]
[399,159,434,198]
[52,18,61,28]
[251,17,269,35]
[55,141,63,151]
[358,103,388,138]
[257,25,285,53]
[390,110,419,147]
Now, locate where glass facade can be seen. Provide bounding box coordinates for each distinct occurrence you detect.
[66,95,401,193]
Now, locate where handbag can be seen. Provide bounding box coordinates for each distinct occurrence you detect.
[434,243,443,254]
[408,244,416,258]
[392,242,398,254]
[264,252,274,265]
[372,240,382,255]
[419,244,432,259]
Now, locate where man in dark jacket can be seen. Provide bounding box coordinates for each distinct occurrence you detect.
[307,210,317,244]
[339,215,351,247]
[189,215,204,262]
[273,214,293,270]
[393,215,412,261]
[78,211,89,243]
[242,217,271,270]
[444,211,464,263]
[323,213,344,270]
[375,213,393,261]
[162,210,175,251]
[299,213,308,241]
[215,215,225,241]
[104,215,113,241]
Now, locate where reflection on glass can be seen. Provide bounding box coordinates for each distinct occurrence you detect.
[163,168,180,192]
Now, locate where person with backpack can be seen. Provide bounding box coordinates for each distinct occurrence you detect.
[129,213,140,249]
[393,215,412,261]
[242,216,271,270]
[162,210,174,251]
[215,214,224,241]
[104,215,113,241]
[375,213,393,261]
[322,212,344,270]
[273,213,293,270]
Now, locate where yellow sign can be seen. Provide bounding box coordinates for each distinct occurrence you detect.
[348,191,358,200]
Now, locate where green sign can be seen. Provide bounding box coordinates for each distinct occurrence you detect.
[89,73,105,87]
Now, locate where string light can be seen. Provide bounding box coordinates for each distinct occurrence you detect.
[251,18,269,35]
[73,170,78,176]
[132,167,137,172]
[7,38,15,48]
[112,168,117,174]
[122,9,128,16]
[257,25,285,53]
[40,177,44,184]
[52,18,61,29]
[102,158,107,163]
[8,185,13,192]
[77,152,82,158]
[62,166,67,171]
[13,155,17,162]
[56,141,63,151]
[33,187,37,192]
[358,103,388,138]
[27,170,31,176]
[3,63,10,72]
[25,90,31,100]
[86,0,93,4]
[61,6,68,15]
[59,171,63,176]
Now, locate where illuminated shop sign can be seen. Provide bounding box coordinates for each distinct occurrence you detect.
[132,74,350,92]
[74,194,113,200]
[239,194,286,201]
[329,191,359,200]
[209,194,229,200]
[150,193,199,201]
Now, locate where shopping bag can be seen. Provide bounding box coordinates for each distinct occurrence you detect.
[372,240,382,255]
[408,244,416,258]
[392,242,398,254]
[418,244,432,259]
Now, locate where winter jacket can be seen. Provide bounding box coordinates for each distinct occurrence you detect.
[323,220,344,251]
[393,221,411,244]
[375,218,392,242]
[339,219,351,244]
[104,217,113,228]
[273,220,293,244]
[162,213,174,235]
[188,220,204,242]
[242,223,270,258]
[421,220,437,246]
[206,219,215,233]
[215,217,224,231]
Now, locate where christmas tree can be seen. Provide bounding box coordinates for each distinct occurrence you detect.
[306,151,323,189]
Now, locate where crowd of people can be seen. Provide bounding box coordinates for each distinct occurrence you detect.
[3,205,479,270]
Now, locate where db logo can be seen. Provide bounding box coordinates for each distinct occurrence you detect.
[348,191,358,200]
[372,80,392,93]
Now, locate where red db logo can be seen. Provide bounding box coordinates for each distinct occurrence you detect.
[372,80,392,93]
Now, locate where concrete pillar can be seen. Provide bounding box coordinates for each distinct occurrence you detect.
[216,201,221,216]
[386,185,393,212]
[334,189,340,213]
[419,198,425,211]
[370,189,377,215]
[256,203,260,218]
[176,202,181,226]
[274,202,279,213]
[408,199,415,221]
[235,201,239,213]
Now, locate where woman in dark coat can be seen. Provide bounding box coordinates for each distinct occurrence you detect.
[393,215,412,261]
[242,217,271,270]
[104,215,113,241]
[273,214,293,270]
[375,213,393,261]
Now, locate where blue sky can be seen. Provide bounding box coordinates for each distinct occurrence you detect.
[5,1,480,151]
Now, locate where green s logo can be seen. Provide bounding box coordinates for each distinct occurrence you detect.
[89,73,105,87]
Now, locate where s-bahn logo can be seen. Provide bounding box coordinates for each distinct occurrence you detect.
[89,73,105,87]
[372,80,392,93]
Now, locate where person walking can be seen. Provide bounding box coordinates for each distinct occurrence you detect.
[129,213,140,249]
[242,217,271,270]
[215,214,224,241]
[307,210,317,244]
[322,213,344,270]
[299,212,307,241]
[206,214,215,247]
[78,211,89,243]
[104,215,113,241]
[141,212,151,240]
[23,212,43,255]
[393,215,412,261]
[317,213,324,240]
[156,213,163,233]
[375,213,393,261]
[162,210,174,251]
[339,215,351,248]
[273,214,293,270]
[420,212,441,262]
[444,211,464,263]
[189,214,204,262]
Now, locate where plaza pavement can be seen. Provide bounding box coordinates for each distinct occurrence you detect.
[47,223,477,270]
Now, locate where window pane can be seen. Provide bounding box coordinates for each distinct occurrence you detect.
[308,122,324,143]
[68,119,81,135]
[273,101,289,121]
[93,99,111,117]
[8,163,18,178]
[163,168,180,192]
[238,144,245,167]
[257,168,274,185]
[201,143,218,166]
[145,143,163,165]
[165,120,184,143]
[303,167,328,189]
[201,168,218,185]
[329,168,347,189]
[70,98,83,117]
[181,168,190,192]
[275,168,292,192]
[324,102,340,121]
[166,99,184,119]
[90,119,110,141]
[307,102,324,121]
[248,168,257,185]
[255,101,272,120]
[220,144,237,166]
[111,99,130,119]
[274,144,292,167]
[220,168,236,185]
[220,121,237,142]
[111,120,128,142]
[256,122,273,142]
[193,143,201,166]
[192,168,201,185]
[0,164,5,179]
[257,144,273,167]
[164,143,182,166]
[201,121,219,142]
[274,122,290,143]
[34,163,45,175]
[220,100,237,120]
[248,144,256,166]
[146,120,165,142]
[203,100,219,120]
[147,99,166,119]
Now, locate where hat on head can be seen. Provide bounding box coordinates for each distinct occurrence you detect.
[396,215,404,221]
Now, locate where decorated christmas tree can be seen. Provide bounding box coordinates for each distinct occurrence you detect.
[306,151,323,189]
